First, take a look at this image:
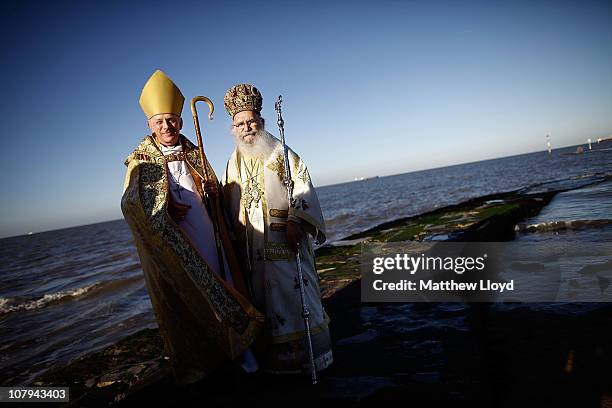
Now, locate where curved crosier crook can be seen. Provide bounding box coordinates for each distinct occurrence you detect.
[190,96,227,280]
[190,96,214,180]
[191,96,214,121]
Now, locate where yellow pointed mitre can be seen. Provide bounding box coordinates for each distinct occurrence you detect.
[139,70,185,119]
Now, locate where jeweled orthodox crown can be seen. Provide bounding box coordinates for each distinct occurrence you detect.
[224,83,262,118]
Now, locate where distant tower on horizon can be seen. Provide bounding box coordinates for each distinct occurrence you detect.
[546,134,552,154]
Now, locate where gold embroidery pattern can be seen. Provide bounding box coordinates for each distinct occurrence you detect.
[267,154,285,182]
[264,242,295,261]
[269,209,288,218]
[270,222,287,232]
[184,146,218,183]
[126,135,251,333]
[163,152,187,163]
[298,168,311,185]
[241,158,263,210]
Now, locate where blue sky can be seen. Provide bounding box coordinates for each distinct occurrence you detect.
[1,0,611,238]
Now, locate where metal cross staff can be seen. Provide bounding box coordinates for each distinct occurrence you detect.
[275,95,318,385]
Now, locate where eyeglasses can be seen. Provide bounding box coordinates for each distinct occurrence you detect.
[232,119,260,129]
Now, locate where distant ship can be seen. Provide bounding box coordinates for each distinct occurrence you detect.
[354,176,379,181]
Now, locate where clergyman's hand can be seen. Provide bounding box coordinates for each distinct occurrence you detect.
[168,199,191,222]
[203,180,218,197]
[286,220,304,253]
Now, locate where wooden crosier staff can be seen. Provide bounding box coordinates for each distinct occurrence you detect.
[275,95,318,385]
[190,96,227,281]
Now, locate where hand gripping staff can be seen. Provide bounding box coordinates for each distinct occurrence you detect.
[275,95,318,385]
[190,96,227,281]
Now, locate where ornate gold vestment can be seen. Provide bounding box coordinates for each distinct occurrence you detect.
[121,134,263,384]
[222,135,333,374]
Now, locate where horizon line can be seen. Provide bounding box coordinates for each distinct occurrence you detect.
[0,138,606,240]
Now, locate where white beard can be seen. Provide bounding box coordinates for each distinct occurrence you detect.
[233,129,280,161]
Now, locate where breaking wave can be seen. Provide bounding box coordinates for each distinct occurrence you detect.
[0,284,98,315]
[0,276,143,315]
[515,219,612,233]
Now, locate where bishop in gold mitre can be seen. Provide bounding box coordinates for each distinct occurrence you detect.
[121,70,263,384]
[139,69,185,119]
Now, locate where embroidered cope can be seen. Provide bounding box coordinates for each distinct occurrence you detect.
[121,135,263,383]
[222,132,333,374]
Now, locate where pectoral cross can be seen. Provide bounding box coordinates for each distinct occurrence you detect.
[241,158,263,210]
[173,182,184,200]
[171,167,188,200]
